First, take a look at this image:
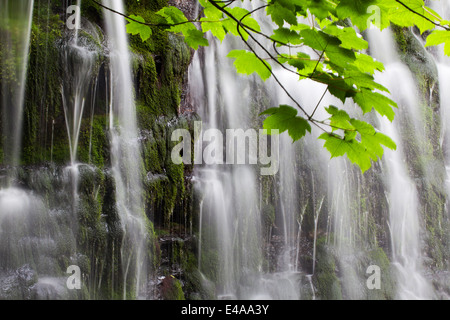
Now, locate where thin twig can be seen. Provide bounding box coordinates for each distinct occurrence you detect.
[310,87,328,120]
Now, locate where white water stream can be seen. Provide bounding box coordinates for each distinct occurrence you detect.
[102,0,149,299]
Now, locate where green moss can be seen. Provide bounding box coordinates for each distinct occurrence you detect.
[126,0,169,15]
[2,0,197,301]
[315,272,342,300]
[388,26,449,273]
[143,135,163,173]
[391,25,408,54]
[50,129,71,164]
[161,277,185,300]
[146,218,160,271]
[16,1,106,166]
[200,247,220,285]
[155,228,170,237]
[129,6,192,119]
[262,204,275,230]
[365,247,396,300]
[78,115,109,168]
[313,238,343,300]
[20,8,64,165]
[81,0,103,25]
[184,269,216,300]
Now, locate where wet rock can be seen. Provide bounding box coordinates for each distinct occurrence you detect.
[160,276,185,300]
[0,265,37,299]
[30,277,68,300]
[168,0,198,20]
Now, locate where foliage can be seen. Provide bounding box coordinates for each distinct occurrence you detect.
[126,14,152,41]
[227,49,271,80]
[261,105,311,141]
[116,0,450,173]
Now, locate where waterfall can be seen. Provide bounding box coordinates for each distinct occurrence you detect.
[430,1,450,209]
[102,0,149,299]
[60,8,100,166]
[0,0,34,169]
[190,33,263,298]
[367,28,434,299]
[0,1,83,300]
[60,2,101,218]
[190,0,325,299]
[190,0,445,300]
[272,56,360,299]
[0,0,448,301]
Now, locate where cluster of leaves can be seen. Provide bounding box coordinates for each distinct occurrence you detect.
[120,0,449,173]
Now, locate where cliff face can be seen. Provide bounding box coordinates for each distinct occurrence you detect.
[0,0,200,299]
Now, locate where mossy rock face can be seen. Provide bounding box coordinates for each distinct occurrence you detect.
[131,34,192,119]
[393,26,439,96]
[198,235,220,286]
[390,26,449,274]
[312,239,342,300]
[126,0,193,120]
[181,249,216,299]
[262,204,275,229]
[365,248,396,300]
[126,0,169,12]
[77,115,109,168]
[142,114,197,230]
[20,6,64,165]
[77,165,108,258]
[161,276,185,300]
[183,268,216,300]
[14,1,109,167]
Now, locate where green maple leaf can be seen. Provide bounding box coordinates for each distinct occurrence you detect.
[336,0,381,31]
[260,105,311,141]
[267,1,298,27]
[278,52,322,75]
[323,25,368,50]
[201,19,226,42]
[227,50,272,81]
[157,6,208,49]
[325,106,354,131]
[157,6,187,25]
[185,29,209,50]
[354,53,385,75]
[352,89,397,121]
[271,27,302,45]
[319,132,373,172]
[126,15,152,42]
[382,0,439,34]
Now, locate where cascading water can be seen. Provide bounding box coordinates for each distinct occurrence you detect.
[429,1,450,208]
[273,64,358,298]
[367,28,434,299]
[61,9,100,166]
[0,0,82,300]
[0,0,448,301]
[60,2,101,219]
[102,0,150,299]
[190,34,264,299]
[190,0,330,300]
[191,0,447,301]
[0,0,152,301]
[0,0,34,169]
